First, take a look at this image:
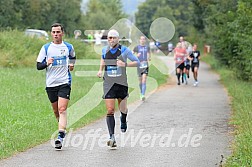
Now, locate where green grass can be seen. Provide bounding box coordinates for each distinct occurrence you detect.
[202,54,252,166]
[0,30,168,160]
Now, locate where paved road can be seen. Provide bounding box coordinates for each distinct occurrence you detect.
[0,56,232,167]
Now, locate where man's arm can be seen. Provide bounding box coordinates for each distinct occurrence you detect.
[126,49,140,67]
[97,57,105,78]
[147,46,151,61]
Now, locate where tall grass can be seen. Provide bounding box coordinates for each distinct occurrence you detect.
[0,30,97,67]
[202,54,252,166]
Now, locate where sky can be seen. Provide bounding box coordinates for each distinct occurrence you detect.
[81,0,145,15]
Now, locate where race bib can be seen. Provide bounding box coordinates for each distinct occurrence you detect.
[177,57,182,61]
[139,62,148,69]
[106,66,122,77]
[52,56,67,66]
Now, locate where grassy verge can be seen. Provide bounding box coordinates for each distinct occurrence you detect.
[201,54,252,166]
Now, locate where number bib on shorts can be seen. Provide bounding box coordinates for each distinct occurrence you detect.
[106,66,122,77]
[139,62,148,69]
[52,56,67,66]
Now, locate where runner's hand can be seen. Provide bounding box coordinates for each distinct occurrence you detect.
[47,58,54,66]
[69,64,74,71]
[117,59,126,67]
[97,70,103,78]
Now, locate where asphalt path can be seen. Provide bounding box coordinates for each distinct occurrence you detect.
[0,56,232,167]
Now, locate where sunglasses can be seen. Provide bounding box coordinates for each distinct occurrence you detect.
[108,36,117,39]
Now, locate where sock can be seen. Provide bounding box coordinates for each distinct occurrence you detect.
[141,83,146,95]
[183,73,187,81]
[120,112,127,123]
[58,130,65,138]
[139,84,142,94]
[106,114,115,138]
[177,73,181,82]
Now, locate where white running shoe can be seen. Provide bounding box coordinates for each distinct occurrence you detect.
[107,138,117,148]
[194,81,199,87]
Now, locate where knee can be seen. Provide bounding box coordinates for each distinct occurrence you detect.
[107,107,115,115]
[58,106,67,114]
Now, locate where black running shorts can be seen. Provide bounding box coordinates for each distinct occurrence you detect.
[176,63,184,70]
[137,67,149,77]
[103,83,128,99]
[191,63,199,72]
[46,84,71,103]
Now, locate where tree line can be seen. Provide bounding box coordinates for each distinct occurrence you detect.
[0,0,125,35]
[136,0,252,81]
[191,0,252,81]
[1,0,251,81]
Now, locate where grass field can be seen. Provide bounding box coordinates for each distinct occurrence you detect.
[0,35,168,160]
[202,54,252,166]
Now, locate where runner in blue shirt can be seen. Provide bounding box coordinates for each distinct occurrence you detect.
[97,29,140,148]
[133,36,151,101]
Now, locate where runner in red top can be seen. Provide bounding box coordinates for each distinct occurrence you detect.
[174,42,187,85]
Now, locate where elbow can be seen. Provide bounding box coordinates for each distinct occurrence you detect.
[37,62,47,70]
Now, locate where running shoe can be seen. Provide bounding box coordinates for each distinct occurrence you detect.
[121,121,127,133]
[193,81,199,87]
[141,95,145,101]
[107,138,117,148]
[55,136,63,149]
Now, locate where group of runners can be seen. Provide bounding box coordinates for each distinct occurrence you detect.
[36,23,151,149]
[173,36,200,86]
[36,23,200,150]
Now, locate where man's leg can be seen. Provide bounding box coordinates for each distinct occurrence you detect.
[51,102,59,121]
[194,67,198,81]
[183,68,187,84]
[176,68,181,85]
[140,74,147,100]
[55,97,69,149]
[118,98,128,132]
[58,97,69,131]
[138,76,142,96]
[105,99,117,147]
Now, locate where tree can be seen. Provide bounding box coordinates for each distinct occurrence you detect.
[0,0,82,35]
[135,0,194,39]
[83,0,127,30]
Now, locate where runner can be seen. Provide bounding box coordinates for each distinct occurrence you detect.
[189,44,201,86]
[174,42,187,85]
[36,23,76,149]
[178,36,192,84]
[183,56,190,85]
[97,29,139,148]
[168,41,173,56]
[133,36,151,101]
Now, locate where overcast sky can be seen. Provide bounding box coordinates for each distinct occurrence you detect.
[81,0,145,15]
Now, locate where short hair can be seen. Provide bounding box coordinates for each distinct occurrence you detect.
[107,29,119,37]
[51,23,64,32]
